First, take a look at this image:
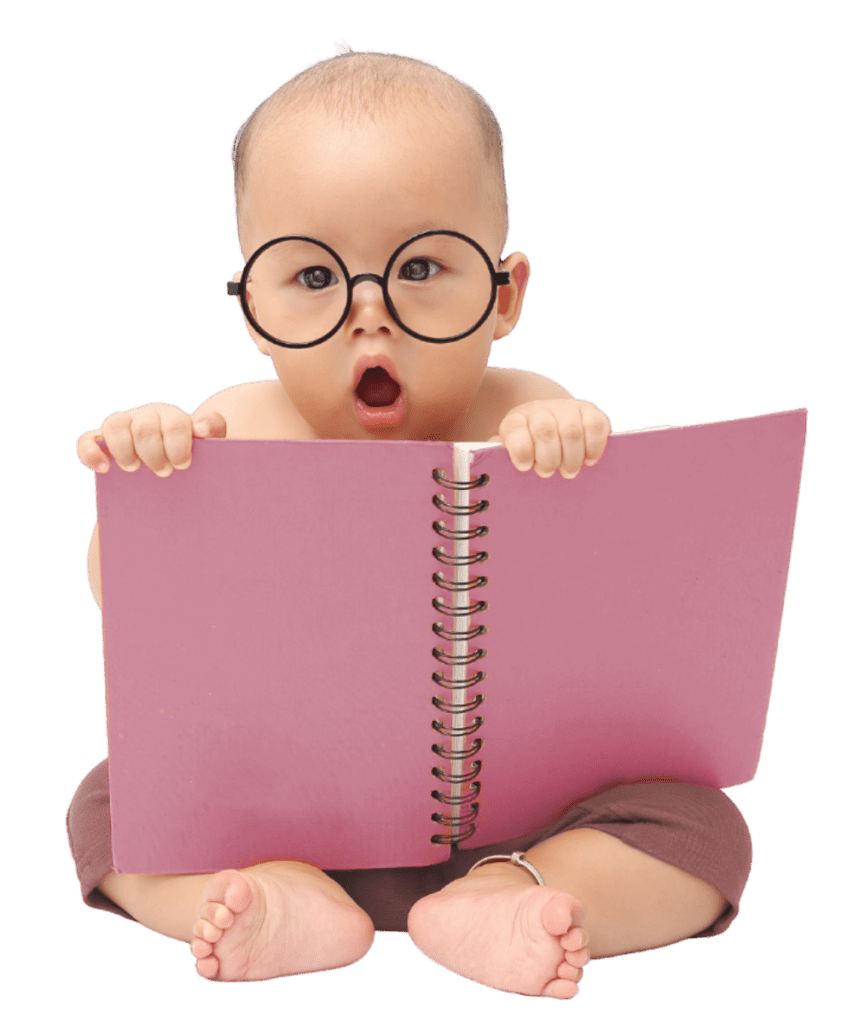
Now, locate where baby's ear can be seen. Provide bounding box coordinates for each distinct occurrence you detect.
[511,261,528,292]
[232,274,270,357]
[494,252,530,337]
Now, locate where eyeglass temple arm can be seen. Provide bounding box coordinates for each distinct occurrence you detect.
[229,274,511,294]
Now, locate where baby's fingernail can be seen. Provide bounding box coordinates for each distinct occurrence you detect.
[561,469,579,479]
[194,421,209,437]
[584,458,598,467]
[516,459,533,471]
[154,466,173,478]
[174,459,191,470]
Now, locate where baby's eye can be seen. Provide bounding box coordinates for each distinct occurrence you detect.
[399,258,442,282]
[297,266,338,290]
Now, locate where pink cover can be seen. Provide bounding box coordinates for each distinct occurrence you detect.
[96,409,806,872]
[466,409,806,844]
[99,441,456,872]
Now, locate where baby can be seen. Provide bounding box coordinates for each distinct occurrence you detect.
[72,51,739,998]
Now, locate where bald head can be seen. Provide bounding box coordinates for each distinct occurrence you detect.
[233,50,509,259]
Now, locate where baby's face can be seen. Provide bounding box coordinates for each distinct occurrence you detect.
[237,100,527,440]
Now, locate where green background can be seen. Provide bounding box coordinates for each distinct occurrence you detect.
[9,0,847,1019]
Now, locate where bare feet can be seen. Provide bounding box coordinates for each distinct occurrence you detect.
[407,870,590,999]
[190,861,374,981]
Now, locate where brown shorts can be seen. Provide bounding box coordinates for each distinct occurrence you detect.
[67,759,751,935]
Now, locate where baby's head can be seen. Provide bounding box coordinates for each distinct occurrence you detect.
[231,50,529,441]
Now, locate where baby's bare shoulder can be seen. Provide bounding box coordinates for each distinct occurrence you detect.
[192,380,301,439]
[483,366,574,404]
[459,367,574,441]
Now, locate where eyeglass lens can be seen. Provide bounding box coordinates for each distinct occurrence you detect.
[246,234,495,346]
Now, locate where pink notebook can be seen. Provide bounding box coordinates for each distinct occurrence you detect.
[96,408,806,873]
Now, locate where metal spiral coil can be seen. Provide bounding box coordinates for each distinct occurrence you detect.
[432,468,490,490]
[432,760,483,785]
[431,737,483,761]
[433,571,488,593]
[431,780,481,805]
[432,596,488,618]
[431,692,485,715]
[431,825,478,844]
[431,645,487,667]
[431,804,480,831]
[432,493,490,516]
[432,545,489,568]
[432,669,485,691]
[433,521,489,542]
[429,463,490,847]
[431,716,484,737]
[432,621,487,643]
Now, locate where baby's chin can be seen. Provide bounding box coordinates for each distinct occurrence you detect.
[298,406,405,441]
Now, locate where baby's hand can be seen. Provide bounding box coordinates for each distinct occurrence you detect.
[77,403,227,478]
[488,399,611,479]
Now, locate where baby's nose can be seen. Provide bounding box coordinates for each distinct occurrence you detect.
[349,276,395,330]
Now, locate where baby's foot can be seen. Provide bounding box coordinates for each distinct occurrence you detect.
[190,861,374,981]
[407,871,590,998]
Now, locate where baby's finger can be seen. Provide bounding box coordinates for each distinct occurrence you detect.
[556,407,586,479]
[159,410,194,470]
[192,410,228,439]
[580,403,611,466]
[526,406,564,478]
[499,410,536,471]
[129,409,173,477]
[77,430,111,473]
[101,412,142,472]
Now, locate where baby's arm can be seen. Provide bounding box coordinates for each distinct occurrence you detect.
[86,523,102,608]
[78,402,227,607]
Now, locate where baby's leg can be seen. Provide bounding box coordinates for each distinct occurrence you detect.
[99,860,374,980]
[408,781,750,998]
[68,759,373,981]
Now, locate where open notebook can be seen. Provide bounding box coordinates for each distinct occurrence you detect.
[96,408,806,874]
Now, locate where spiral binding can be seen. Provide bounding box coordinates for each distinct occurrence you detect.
[429,466,490,847]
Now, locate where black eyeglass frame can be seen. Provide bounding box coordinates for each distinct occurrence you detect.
[227,229,511,349]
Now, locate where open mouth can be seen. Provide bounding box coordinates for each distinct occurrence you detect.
[352,361,406,429]
[355,366,402,407]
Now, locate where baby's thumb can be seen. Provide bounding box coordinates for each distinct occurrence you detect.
[192,412,227,438]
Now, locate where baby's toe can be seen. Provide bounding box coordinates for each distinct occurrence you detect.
[199,900,233,929]
[201,869,252,915]
[195,954,219,980]
[558,961,584,982]
[563,945,590,968]
[542,977,579,999]
[191,937,214,959]
[193,918,223,944]
[561,926,588,951]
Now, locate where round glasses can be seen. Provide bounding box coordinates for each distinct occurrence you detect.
[227,230,510,348]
